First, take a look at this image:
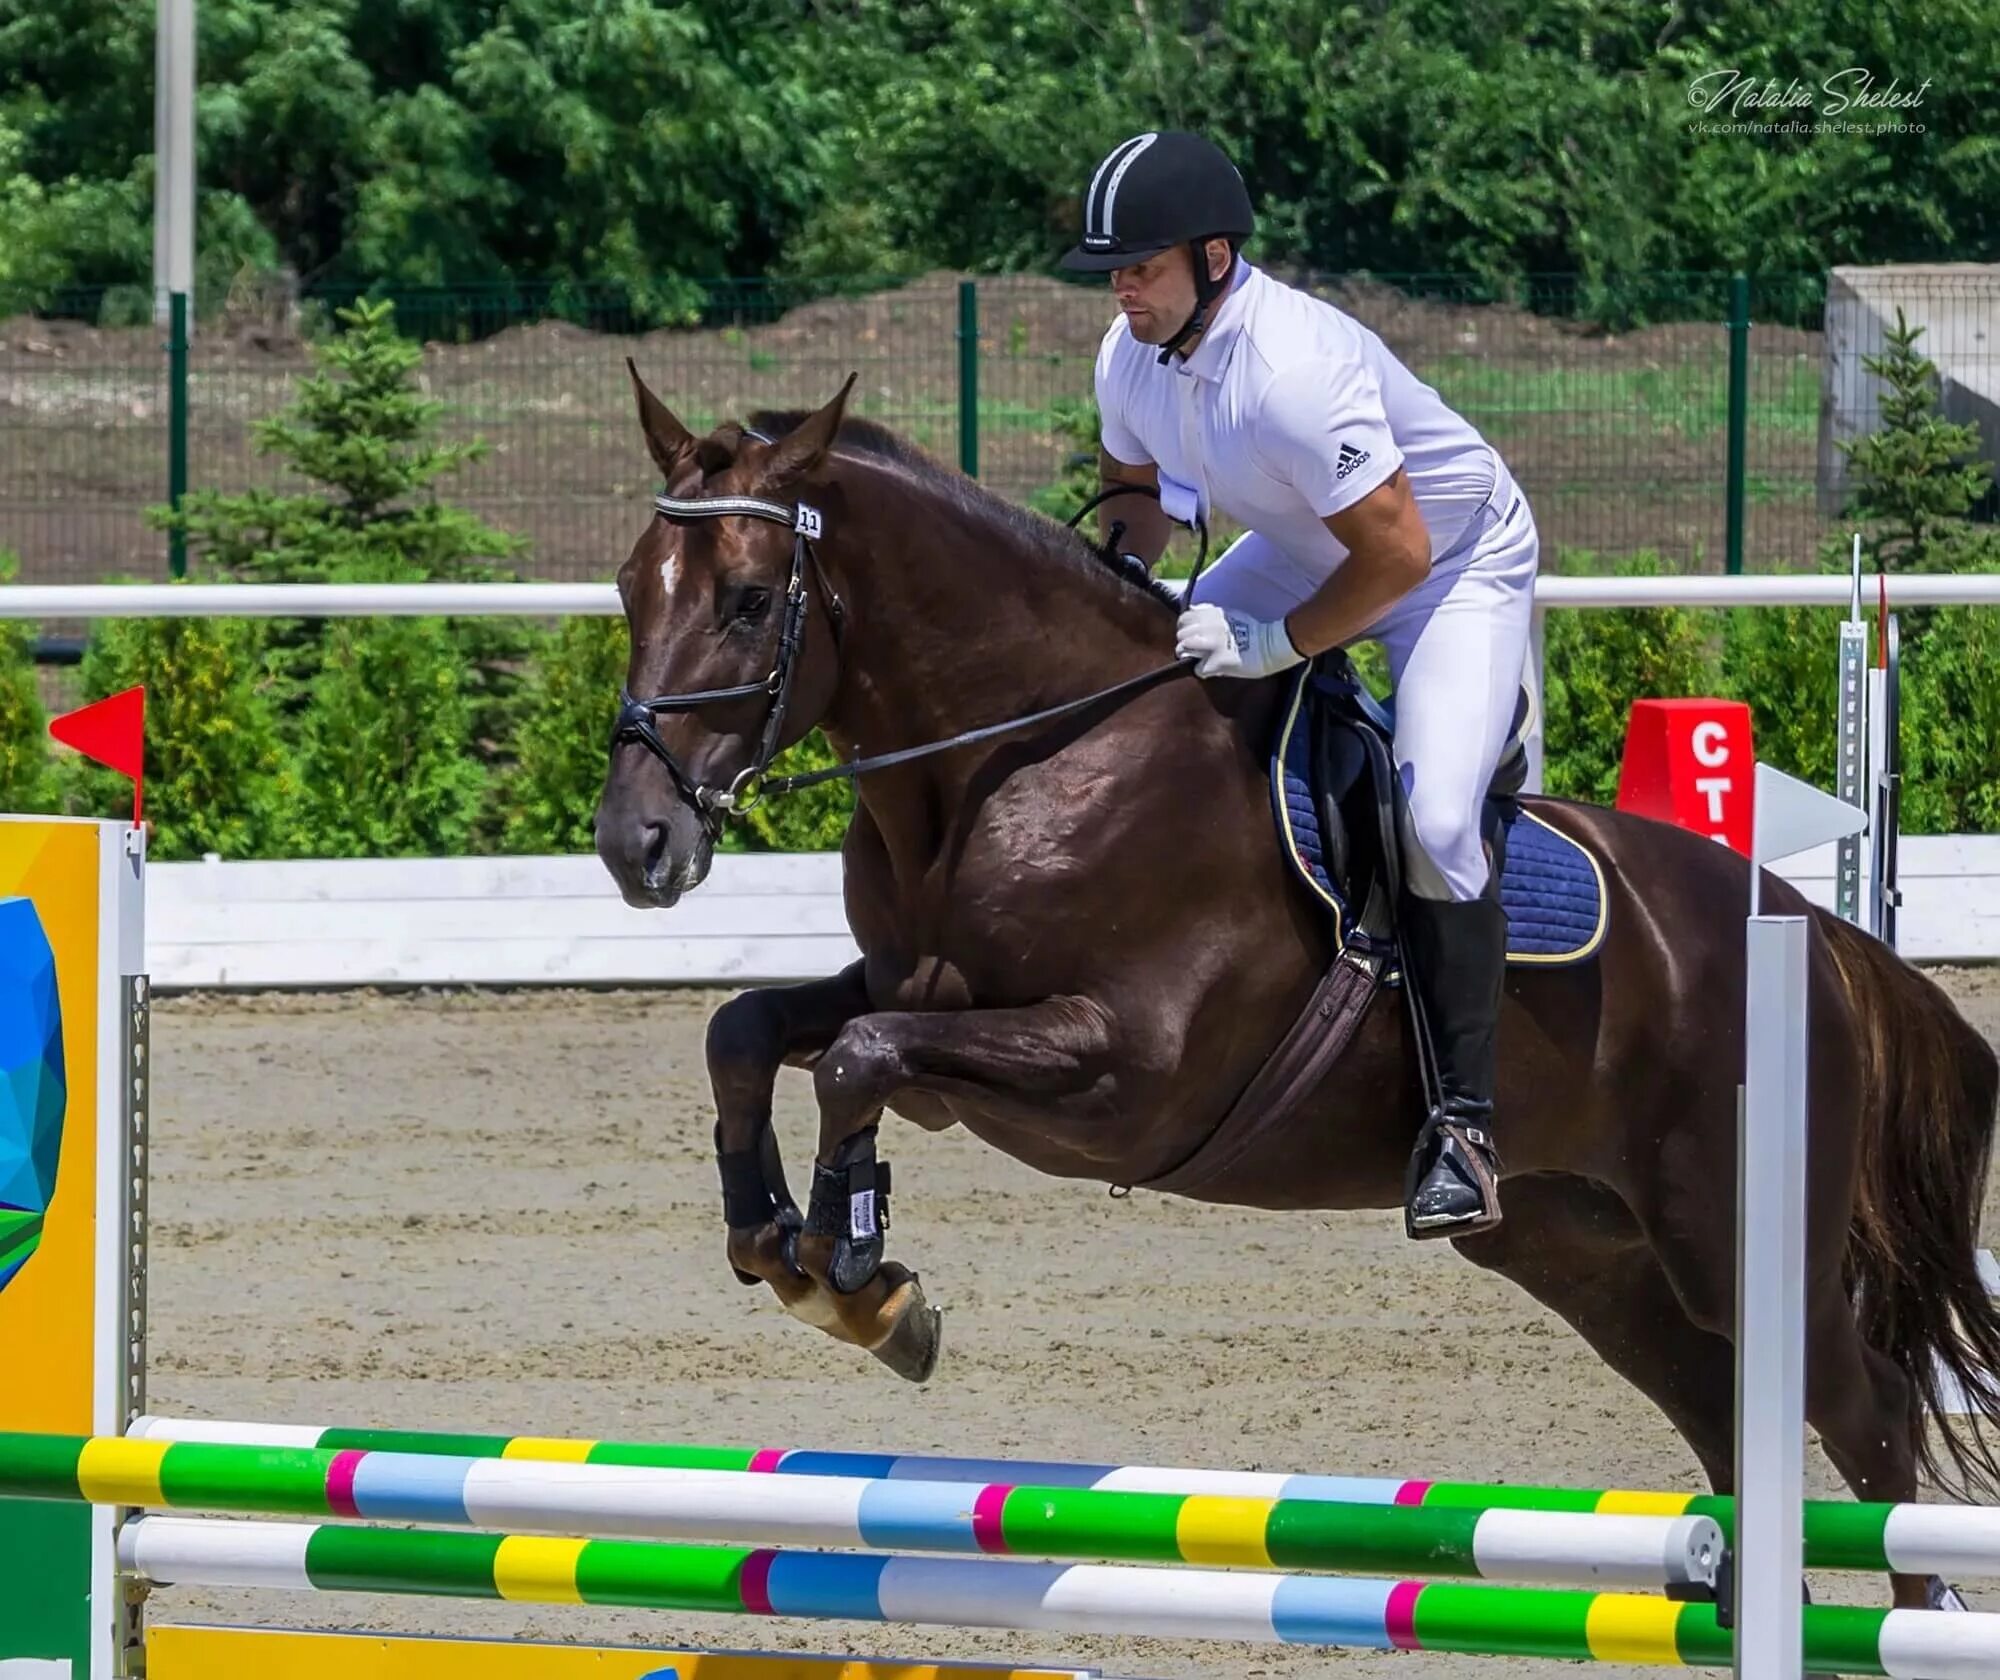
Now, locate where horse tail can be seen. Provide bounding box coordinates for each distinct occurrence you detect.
[1821,910,2000,1498]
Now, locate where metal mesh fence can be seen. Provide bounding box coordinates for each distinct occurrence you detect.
[3,268,1994,585]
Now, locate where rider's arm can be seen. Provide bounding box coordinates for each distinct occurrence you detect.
[1283,471,1432,657]
[1092,325,1173,569]
[1097,451,1173,568]
[1256,359,1428,656]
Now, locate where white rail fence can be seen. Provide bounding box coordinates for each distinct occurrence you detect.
[144,840,1998,989]
[9,576,2000,985]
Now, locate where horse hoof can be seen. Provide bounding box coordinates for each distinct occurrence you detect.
[1929,1576,1972,1612]
[870,1277,942,1383]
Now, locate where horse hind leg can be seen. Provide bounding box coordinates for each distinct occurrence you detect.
[1803,1270,1942,1610]
[1635,1156,1940,1612]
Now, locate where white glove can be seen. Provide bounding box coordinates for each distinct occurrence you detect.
[1174,602,1306,681]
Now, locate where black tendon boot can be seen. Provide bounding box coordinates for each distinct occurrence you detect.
[1401,889,1509,1239]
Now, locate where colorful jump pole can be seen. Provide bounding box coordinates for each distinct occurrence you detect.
[131,1416,2000,1580]
[0,1431,1722,1592]
[115,1513,2000,1678]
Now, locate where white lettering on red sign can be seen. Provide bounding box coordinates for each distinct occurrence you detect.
[1694,775,1731,829]
[1691,720,1731,767]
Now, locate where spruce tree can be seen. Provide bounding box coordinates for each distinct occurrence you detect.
[1840,311,1996,573]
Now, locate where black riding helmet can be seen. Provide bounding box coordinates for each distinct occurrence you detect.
[1061,131,1255,361]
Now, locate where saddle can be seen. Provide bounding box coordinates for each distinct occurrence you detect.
[1138,654,1605,1199]
[1274,656,1607,971]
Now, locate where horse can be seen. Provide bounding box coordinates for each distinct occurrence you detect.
[594,370,2000,1613]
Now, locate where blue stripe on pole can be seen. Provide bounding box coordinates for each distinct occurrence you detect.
[890,1456,1117,1489]
[854,1481,981,1552]
[1270,1575,1400,1647]
[877,1556,1071,1628]
[348,1453,476,1525]
[773,1452,901,1481]
[760,1551,893,1620]
[1281,1475,1405,1505]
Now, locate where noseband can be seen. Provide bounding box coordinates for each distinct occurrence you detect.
[610,490,845,825]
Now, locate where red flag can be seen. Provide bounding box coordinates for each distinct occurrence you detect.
[50,686,147,823]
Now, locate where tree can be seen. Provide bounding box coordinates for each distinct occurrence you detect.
[1840,310,1997,572]
[155,296,525,752]
[144,296,519,856]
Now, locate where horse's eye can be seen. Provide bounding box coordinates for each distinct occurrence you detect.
[736,587,772,621]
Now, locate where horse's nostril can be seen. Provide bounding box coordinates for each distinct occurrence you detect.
[640,821,671,882]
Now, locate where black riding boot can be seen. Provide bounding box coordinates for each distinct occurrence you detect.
[1401,889,1508,1239]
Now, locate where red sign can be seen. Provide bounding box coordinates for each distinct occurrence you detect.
[1615,698,1754,854]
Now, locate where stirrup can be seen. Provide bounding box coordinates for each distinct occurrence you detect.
[1404,1116,1504,1240]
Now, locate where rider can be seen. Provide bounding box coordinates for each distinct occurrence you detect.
[1061,131,1539,1238]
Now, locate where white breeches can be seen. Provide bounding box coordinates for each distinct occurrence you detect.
[1189,488,1539,902]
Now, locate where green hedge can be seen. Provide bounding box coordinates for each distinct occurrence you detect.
[8,564,1993,857]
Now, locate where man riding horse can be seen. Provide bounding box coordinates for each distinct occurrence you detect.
[1063,131,1535,1238]
[595,124,2000,1622]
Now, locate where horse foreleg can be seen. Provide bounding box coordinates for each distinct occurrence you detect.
[705,964,874,1336]
[790,996,1118,1383]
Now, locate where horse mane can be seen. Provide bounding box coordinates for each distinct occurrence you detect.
[746,409,1179,613]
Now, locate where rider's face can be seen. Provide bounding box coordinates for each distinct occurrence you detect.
[1109,241,1229,345]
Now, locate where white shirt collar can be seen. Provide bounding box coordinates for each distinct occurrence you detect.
[1174,258,1255,383]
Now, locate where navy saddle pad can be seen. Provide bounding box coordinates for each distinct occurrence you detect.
[1270,667,1606,966]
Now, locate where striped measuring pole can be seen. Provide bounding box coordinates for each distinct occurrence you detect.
[131,1416,2000,1578]
[0,1432,1718,1591]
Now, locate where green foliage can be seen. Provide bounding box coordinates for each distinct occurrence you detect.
[162,298,520,584]
[501,616,627,854]
[1900,589,2000,834]
[1842,311,1998,570]
[1719,599,1844,794]
[0,552,56,811]
[1538,552,1722,803]
[276,617,488,857]
[1024,396,1102,524]
[63,604,293,859]
[155,297,527,752]
[6,1,1992,313]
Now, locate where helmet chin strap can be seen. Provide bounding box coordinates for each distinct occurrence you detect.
[1156,239,1229,365]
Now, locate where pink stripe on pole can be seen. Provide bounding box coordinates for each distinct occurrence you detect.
[972,1484,1013,1553]
[1393,1480,1431,1507]
[741,1548,778,1615]
[1386,1580,1425,1650]
[748,1449,787,1474]
[325,1450,366,1519]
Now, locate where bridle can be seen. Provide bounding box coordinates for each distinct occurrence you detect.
[608,479,1202,828]
[610,489,845,826]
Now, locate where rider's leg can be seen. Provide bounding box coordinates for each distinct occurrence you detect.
[1377,493,1538,1236]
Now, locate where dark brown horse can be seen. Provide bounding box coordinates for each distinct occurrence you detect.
[595,372,2000,1611]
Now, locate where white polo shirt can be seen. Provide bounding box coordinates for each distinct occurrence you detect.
[1095,262,1506,579]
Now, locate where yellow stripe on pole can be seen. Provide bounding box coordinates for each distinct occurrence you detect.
[1595,1490,1696,1518]
[1174,1496,1276,1568]
[77,1437,169,1507]
[501,1437,596,1464]
[1585,1594,1689,1666]
[493,1536,588,1603]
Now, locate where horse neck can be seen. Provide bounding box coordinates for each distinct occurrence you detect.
[816,463,1173,794]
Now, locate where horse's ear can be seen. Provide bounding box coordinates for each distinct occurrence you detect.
[757,373,857,492]
[627,359,695,482]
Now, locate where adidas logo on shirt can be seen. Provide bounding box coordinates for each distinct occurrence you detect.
[1334,442,1371,481]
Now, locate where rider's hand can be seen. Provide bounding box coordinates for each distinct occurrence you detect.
[1174,603,1306,681]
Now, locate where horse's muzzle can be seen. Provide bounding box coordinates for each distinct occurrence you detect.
[596,809,714,909]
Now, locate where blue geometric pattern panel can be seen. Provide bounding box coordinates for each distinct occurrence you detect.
[0,896,64,1293]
